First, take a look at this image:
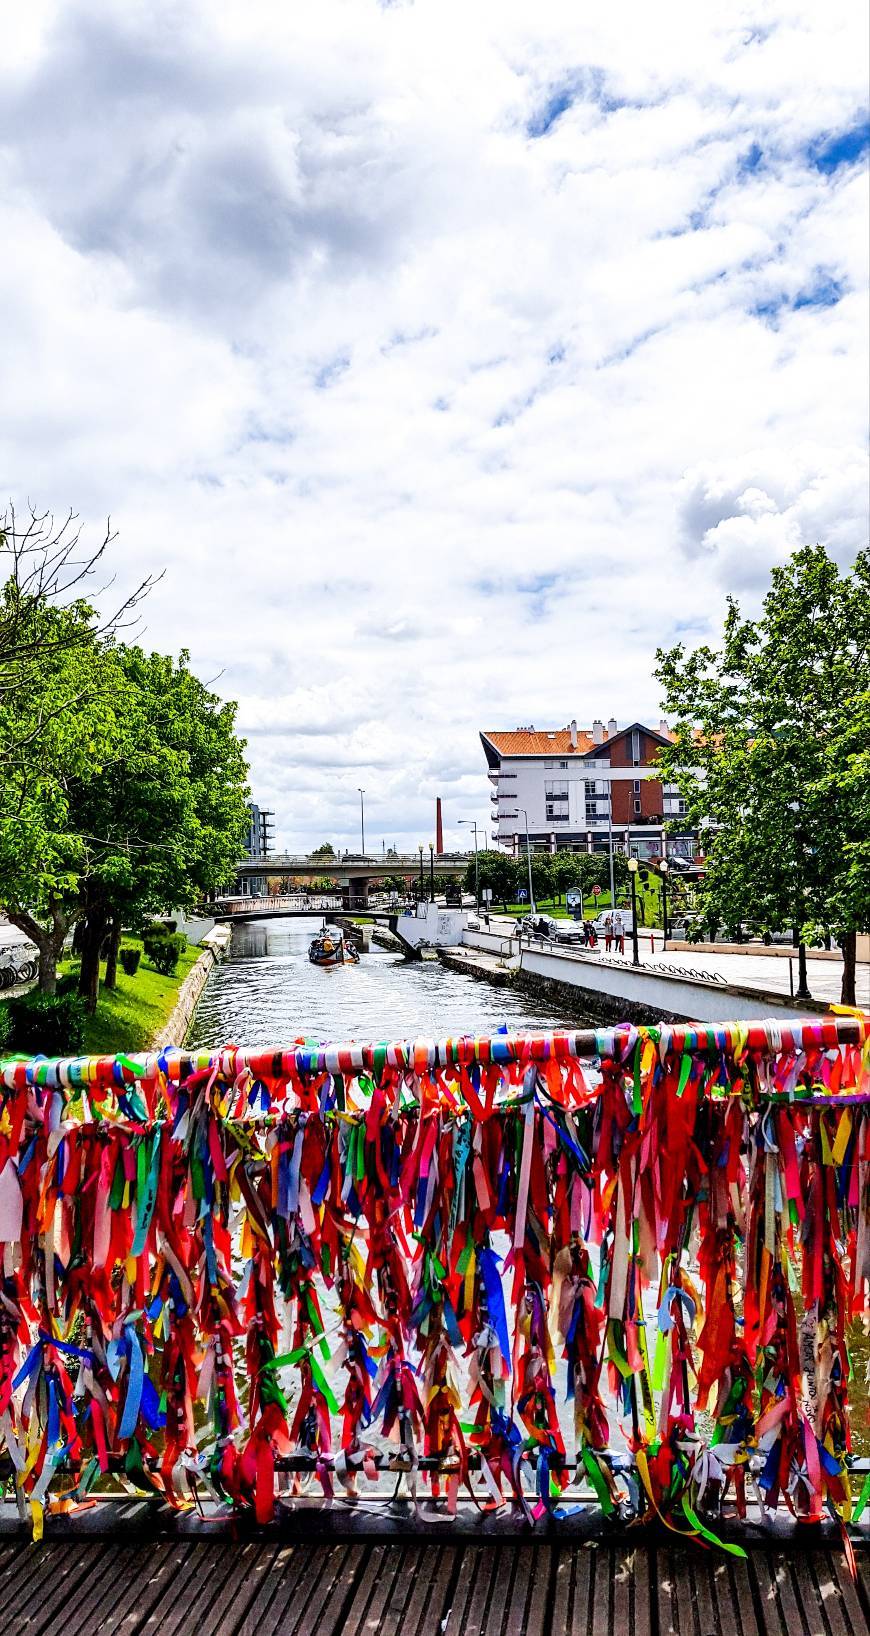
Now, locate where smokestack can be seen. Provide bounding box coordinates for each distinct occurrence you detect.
[607,717,617,738]
[592,719,605,745]
[569,718,577,749]
[659,718,670,738]
[436,797,443,854]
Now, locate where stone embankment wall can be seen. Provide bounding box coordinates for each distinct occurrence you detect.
[150,924,232,1050]
[444,937,834,1025]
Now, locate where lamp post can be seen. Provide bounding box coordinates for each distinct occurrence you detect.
[627,858,640,966]
[519,808,536,915]
[659,858,669,948]
[358,788,366,855]
[606,783,616,919]
[418,844,424,900]
[429,842,435,903]
[457,819,480,909]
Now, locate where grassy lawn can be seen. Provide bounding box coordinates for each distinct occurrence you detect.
[58,935,200,1054]
[491,876,666,926]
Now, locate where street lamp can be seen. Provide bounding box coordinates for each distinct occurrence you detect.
[429,841,435,903]
[457,819,480,908]
[627,858,641,966]
[519,808,536,915]
[659,858,669,948]
[357,789,366,855]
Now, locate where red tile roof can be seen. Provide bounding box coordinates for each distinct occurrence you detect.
[481,724,677,758]
[483,728,596,756]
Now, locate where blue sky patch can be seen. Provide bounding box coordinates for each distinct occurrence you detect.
[793,271,843,309]
[807,117,870,172]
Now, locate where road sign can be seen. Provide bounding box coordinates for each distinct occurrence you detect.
[481,888,493,903]
[517,888,528,901]
[592,884,602,897]
[566,888,582,909]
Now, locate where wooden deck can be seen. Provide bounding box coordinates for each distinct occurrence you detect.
[0,1528,866,1635]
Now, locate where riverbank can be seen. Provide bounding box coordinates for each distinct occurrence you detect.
[445,934,847,1025]
[52,934,201,1054]
[48,925,231,1054]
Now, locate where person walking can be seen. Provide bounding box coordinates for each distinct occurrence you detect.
[614,909,625,956]
[604,913,613,953]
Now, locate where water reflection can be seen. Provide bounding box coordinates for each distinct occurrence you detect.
[189,916,585,1048]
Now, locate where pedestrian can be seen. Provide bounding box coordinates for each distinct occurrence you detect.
[585,919,597,947]
[604,913,613,953]
[614,910,625,956]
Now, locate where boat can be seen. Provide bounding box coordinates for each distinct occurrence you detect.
[308,925,359,967]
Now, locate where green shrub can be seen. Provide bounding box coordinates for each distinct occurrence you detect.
[147,933,186,976]
[7,990,87,1056]
[0,1003,11,1053]
[119,947,142,977]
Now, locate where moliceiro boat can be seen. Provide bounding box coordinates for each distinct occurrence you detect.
[308,925,359,966]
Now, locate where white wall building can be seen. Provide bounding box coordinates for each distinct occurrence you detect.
[480,719,694,860]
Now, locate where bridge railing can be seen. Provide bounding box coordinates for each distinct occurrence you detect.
[0,1015,867,1546]
[217,894,344,914]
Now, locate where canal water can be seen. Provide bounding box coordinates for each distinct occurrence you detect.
[189,917,585,1049]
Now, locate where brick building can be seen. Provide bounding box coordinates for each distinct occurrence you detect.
[480,718,695,859]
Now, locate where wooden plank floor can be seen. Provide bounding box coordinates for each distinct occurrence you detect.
[0,1537,866,1635]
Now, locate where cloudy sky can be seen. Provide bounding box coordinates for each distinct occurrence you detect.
[3,1,868,853]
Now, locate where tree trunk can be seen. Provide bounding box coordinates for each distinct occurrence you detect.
[104,917,122,990]
[840,928,856,1007]
[5,901,70,996]
[78,910,107,1013]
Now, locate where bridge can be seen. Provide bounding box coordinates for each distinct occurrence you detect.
[215,893,399,920]
[232,850,469,907]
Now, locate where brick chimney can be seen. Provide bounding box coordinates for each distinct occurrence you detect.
[569,718,578,749]
[592,719,605,745]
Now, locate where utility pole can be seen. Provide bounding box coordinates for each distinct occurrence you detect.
[607,782,616,915]
[458,819,481,908]
[358,788,366,855]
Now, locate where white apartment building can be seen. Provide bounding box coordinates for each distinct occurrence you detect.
[480,718,694,859]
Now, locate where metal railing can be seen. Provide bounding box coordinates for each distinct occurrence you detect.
[0,1016,866,1546]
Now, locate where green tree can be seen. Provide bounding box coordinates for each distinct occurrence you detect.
[311,842,336,857]
[468,850,519,909]
[70,647,250,1010]
[655,545,870,1004]
[0,595,132,994]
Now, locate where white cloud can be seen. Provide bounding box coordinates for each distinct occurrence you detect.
[1,0,867,849]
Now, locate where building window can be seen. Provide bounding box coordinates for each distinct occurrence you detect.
[634,799,642,815]
[631,729,641,765]
[633,779,641,793]
[559,760,569,769]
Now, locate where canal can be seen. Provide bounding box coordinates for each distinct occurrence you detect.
[189,917,587,1048]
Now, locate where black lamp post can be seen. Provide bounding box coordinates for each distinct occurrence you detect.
[627,858,640,966]
[660,858,670,948]
[429,842,435,903]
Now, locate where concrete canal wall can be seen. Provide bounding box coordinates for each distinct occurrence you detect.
[449,929,835,1024]
[151,923,232,1049]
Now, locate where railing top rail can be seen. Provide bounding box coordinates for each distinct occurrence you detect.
[2,1013,866,1090]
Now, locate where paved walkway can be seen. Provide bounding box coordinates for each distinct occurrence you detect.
[616,947,861,1007]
